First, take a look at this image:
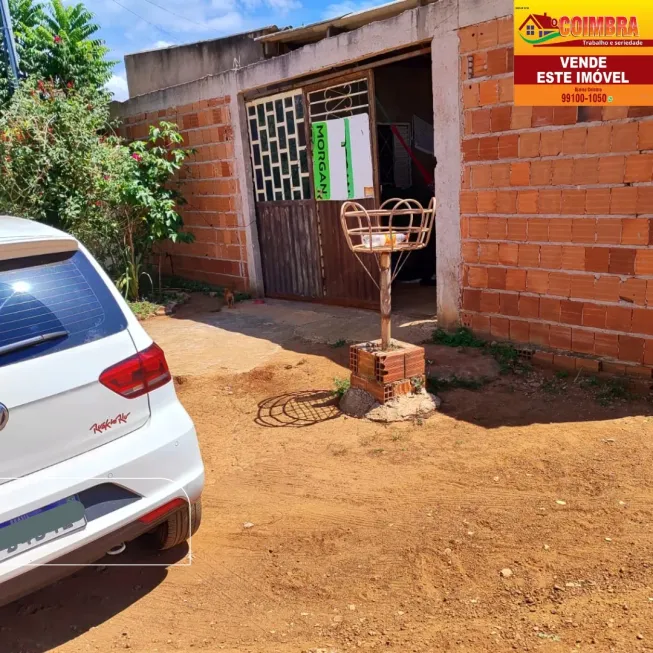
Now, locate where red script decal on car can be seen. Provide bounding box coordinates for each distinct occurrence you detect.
[90,413,131,435]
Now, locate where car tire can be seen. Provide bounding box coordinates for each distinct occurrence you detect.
[150,499,202,550]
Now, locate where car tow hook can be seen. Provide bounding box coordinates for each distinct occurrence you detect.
[106,542,127,556]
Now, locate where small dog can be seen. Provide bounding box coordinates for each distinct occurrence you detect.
[224,288,235,308]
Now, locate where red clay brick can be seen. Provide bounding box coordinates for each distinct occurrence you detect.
[491,105,512,131]
[472,109,491,134]
[528,218,549,241]
[585,189,612,215]
[573,158,599,185]
[463,288,481,313]
[531,107,554,128]
[550,325,572,350]
[498,134,519,159]
[620,278,647,305]
[611,187,638,215]
[498,242,519,266]
[526,270,549,294]
[507,218,528,241]
[510,319,530,343]
[469,216,488,238]
[518,244,540,267]
[552,159,574,185]
[571,218,596,243]
[479,80,499,105]
[639,120,653,150]
[553,106,577,126]
[539,190,562,214]
[477,190,498,213]
[561,190,587,216]
[530,323,551,347]
[517,191,538,214]
[553,354,577,370]
[606,306,633,331]
[463,138,480,161]
[595,332,620,359]
[488,267,507,290]
[621,219,650,245]
[478,136,499,161]
[459,25,478,52]
[632,309,653,336]
[479,242,499,264]
[598,156,625,184]
[519,295,540,319]
[490,316,511,340]
[540,245,562,269]
[645,338,653,365]
[471,165,492,189]
[519,132,541,158]
[571,274,595,300]
[576,358,600,373]
[582,303,607,329]
[602,361,628,375]
[594,276,621,303]
[472,314,491,334]
[540,297,562,321]
[506,269,527,291]
[548,218,572,242]
[625,154,653,183]
[539,130,563,156]
[611,123,639,152]
[636,188,653,215]
[572,328,595,354]
[561,246,586,270]
[609,248,637,275]
[585,124,612,153]
[548,272,572,297]
[635,249,653,275]
[487,217,508,239]
[511,106,532,130]
[510,162,530,186]
[477,20,499,48]
[499,292,520,316]
[619,335,645,363]
[468,266,489,288]
[497,17,513,44]
[498,78,513,103]
[487,48,508,76]
[560,300,584,325]
[462,241,480,263]
[497,191,518,213]
[596,219,622,244]
[562,128,587,155]
[480,291,501,314]
[584,247,610,273]
[491,163,511,187]
[530,160,552,186]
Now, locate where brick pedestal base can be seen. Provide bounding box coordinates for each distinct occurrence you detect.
[349,340,426,404]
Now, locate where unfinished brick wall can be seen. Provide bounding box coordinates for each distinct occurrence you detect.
[458,17,653,376]
[121,96,250,291]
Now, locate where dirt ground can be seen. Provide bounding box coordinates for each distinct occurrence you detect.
[2,299,653,653]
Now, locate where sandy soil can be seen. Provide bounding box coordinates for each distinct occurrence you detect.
[2,320,653,652]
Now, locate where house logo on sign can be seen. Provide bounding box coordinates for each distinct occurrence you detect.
[518,12,561,44]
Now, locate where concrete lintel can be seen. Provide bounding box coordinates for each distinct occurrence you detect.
[458,0,512,28]
[432,29,462,329]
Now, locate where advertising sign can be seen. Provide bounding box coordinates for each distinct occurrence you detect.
[514,1,653,105]
[311,114,374,201]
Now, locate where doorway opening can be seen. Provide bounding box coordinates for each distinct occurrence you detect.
[373,53,436,318]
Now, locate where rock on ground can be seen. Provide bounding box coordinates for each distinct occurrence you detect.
[340,388,440,422]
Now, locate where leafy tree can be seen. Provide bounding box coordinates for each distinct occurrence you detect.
[1,0,114,105]
[0,82,194,300]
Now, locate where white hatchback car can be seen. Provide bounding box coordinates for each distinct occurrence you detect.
[0,216,205,607]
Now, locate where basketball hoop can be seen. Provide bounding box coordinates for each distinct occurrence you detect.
[340,197,435,350]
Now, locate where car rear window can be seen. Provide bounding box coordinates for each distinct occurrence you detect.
[0,249,127,368]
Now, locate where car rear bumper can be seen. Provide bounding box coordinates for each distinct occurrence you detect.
[0,398,204,603]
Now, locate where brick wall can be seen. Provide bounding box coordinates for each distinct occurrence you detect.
[458,17,653,376]
[121,96,250,291]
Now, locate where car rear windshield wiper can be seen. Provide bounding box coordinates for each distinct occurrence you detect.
[0,330,69,357]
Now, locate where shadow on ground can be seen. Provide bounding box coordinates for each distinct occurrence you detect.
[0,539,188,652]
[255,390,341,428]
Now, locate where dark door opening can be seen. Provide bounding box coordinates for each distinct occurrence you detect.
[373,53,436,318]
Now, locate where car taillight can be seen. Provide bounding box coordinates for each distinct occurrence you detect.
[138,497,187,524]
[99,343,171,398]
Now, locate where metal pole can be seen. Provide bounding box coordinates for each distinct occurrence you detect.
[0,0,20,87]
[380,252,391,350]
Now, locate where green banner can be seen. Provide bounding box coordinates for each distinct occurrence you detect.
[312,121,330,200]
[344,117,354,199]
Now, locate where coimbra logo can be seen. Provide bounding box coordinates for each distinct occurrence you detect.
[518,12,561,44]
[519,12,640,44]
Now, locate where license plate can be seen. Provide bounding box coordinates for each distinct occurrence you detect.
[0,496,87,563]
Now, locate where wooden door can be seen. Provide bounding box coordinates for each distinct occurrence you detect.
[305,72,380,309]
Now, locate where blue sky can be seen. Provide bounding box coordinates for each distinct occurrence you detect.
[76,0,384,100]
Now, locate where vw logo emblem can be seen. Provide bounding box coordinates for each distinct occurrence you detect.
[0,403,8,431]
